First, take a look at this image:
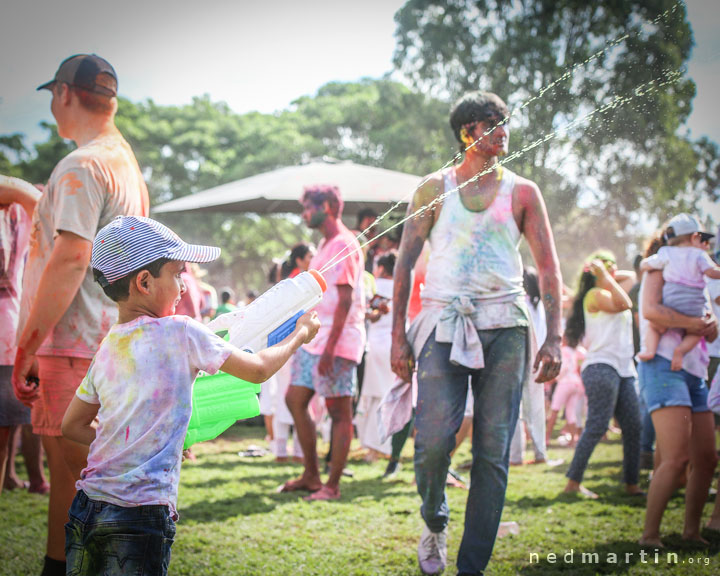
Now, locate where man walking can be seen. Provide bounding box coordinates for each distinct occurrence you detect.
[13,54,149,576]
[282,185,365,501]
[391,91,562,575]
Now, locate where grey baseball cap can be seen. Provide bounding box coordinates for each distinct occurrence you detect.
[37,54,117,97]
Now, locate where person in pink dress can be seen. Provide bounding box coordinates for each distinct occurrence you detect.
[547,334,586,447]
[0,176,48,495]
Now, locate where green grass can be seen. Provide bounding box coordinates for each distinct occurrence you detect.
[2,426,720,575]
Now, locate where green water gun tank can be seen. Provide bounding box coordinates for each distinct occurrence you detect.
[183,371,261,450]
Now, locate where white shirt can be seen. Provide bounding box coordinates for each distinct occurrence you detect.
[76,315,233,517]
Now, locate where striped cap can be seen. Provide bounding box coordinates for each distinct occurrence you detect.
[92,216,220,286]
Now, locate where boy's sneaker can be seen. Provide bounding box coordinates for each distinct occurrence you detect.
[383,460,401,479]
[418,524,447,574]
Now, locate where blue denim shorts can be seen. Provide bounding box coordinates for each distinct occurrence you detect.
[65,490,176,576]
[638,355,709,414]
[290,348,357,398]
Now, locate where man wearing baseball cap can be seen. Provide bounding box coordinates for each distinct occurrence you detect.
[13,54,149,576]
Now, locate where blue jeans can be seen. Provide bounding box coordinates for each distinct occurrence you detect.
[566,363,641,485]
[414,327,527,574]
[65,491,176,576]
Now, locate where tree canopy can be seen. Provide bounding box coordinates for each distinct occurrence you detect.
[393,0,717,274]
[1,79,455,292]
[2,1,717,291]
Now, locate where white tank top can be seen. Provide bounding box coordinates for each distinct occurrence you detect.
[582,302,636,378]
[423,167,524,302]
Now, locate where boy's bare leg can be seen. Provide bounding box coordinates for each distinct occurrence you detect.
[637,326,661,361]
[671,334,701,371]
[42,436,87,561]
[0,427,10,495]
[2,425,25,489]
[324,396,354,492]
[21,424,49,492]
[283,385,321,492]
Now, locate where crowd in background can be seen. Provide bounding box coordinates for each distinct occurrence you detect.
[2,53,720,576]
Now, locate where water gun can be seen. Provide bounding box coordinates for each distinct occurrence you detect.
[207,269,327,352]
[184,270,327,449]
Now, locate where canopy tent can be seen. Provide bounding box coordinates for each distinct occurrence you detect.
[152,158,423,217]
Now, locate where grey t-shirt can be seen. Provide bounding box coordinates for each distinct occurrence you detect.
[18,129,149,358]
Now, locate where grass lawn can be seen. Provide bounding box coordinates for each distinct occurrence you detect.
[2,424,720,575]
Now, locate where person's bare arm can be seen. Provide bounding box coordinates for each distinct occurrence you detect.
[0,175,41,216]
[61,396,100,446]
[13,231,92,405]
[221,311,320,382]
[318,285,353,377]
[586,260,632,314]
[391,175,440,382]
[517,180,562,383]
[615,271,636,294]
[705,267,720,280]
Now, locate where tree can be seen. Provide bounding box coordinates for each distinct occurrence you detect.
[290,78,455,176]
[1,124,74,184]
[393,0,715,272]
[111,81,454,291]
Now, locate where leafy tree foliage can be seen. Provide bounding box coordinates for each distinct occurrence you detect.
[393,0,717,275]
[2,80,454,292]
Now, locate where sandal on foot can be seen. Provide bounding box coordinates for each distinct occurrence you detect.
[277,478,321,493]
[303,485,340,501]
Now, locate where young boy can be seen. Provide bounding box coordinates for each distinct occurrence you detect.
[60,215,319,576]
[637,213,720,370]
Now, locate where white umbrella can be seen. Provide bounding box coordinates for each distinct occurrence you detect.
[152,158,422,217]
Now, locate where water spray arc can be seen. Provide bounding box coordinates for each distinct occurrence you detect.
[321,68,684,273]
[318,1,685,273]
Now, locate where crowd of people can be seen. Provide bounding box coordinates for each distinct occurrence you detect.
[1,53,720,576]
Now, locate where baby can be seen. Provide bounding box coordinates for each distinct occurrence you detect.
[638,213,720,370]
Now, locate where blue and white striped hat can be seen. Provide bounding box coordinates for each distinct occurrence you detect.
[92,216,220,286]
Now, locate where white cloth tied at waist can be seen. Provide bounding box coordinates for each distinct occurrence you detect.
[377,293,530,443]
[435,296,486,368]
[407,292,530,370]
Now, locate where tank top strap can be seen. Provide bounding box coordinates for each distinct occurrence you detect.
[441,168,460,209]
[423,166,524,302]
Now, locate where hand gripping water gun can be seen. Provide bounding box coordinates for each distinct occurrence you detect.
[184,270,327,449]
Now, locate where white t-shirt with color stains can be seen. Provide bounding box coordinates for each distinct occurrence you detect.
[18,129,149,358]
[75,315,233,517]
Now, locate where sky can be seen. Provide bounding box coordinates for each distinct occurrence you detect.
[0,0,718,158]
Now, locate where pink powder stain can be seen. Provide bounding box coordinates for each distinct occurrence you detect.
[490,193,513,223]
[125,426,129,443]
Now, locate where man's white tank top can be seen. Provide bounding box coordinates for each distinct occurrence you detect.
[422,167,524,302]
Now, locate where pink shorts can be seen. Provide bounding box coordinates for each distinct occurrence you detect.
[550,379,585,426]
[32,356,92,436]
